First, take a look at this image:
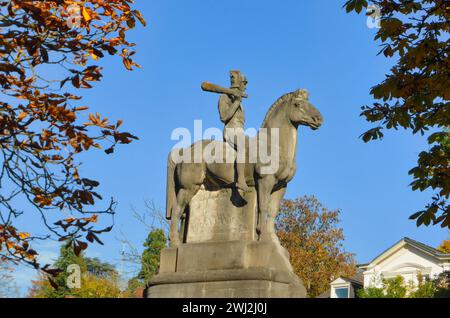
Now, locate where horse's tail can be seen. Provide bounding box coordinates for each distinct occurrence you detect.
[166,151,177,220]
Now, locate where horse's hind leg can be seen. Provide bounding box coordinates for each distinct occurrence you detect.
[169,187,200,247]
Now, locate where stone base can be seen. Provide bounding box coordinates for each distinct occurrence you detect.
[145,240,306,298]
[147,269,305,298]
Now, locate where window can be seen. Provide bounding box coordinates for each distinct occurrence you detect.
[334,287,349,298]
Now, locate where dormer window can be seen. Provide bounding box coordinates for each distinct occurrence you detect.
[334,287,349,298]
[327,276,363,298]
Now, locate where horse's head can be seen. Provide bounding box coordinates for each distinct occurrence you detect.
[288,89,323,130]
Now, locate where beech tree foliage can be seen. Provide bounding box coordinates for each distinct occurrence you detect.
[344,0,449,228]
[0,1,144,271]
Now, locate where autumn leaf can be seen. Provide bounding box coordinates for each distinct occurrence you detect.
[18,232,30,240]
[82,7,91,22]
[17,112,27,121]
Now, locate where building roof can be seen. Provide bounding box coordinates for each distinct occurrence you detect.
[404,237,449,256]
[339,271,364,286]
[358,237,450,269]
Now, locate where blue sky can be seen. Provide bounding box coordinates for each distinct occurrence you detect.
[10,0,448,295]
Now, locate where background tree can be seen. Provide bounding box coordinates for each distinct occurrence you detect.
[138,229,166,283]
[71,272,121,298]
[0,0,144,270]
[358,276,408,298]
[357,273,450,298]
[28,271,122,298]
[433,271,450,298]
[437,239,450,254]
[121,229,167,297]
[344,0,449,228]
[29,243,86,298]
[357,285,385,298]
[276,195,356,298]
[85,257,117,278]
[0,258,19,297]
[118,201,168,297]
[121,277,144,298]
[410,273,436,298]
[27,243,121,298]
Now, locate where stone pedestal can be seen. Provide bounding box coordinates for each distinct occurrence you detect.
[145,188,306,298]
[147,240,306,298]
[186,188,257,243]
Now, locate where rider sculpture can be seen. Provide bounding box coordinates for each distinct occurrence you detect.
[218,70,250,192]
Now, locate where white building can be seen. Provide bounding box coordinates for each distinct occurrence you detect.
[320,237,450,298]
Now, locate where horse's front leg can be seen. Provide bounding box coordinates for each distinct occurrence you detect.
[268,185,286,244]
[257,175,275,241]
[169,206,181,247]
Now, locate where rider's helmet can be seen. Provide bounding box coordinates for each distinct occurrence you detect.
[230,70,247,89]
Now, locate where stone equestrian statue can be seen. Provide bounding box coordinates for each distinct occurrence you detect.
[166,71,323,247]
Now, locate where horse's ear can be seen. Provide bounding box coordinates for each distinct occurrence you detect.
[295,89,309,100]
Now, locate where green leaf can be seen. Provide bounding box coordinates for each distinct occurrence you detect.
[355,0,368,14]
[344,0,356,13]
[409,211,423,220]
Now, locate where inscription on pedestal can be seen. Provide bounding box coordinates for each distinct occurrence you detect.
[186,188,257,243]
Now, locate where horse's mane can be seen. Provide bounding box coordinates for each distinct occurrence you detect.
[261,92,294,128]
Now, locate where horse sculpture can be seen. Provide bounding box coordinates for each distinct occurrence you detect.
[166,89,323,246]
